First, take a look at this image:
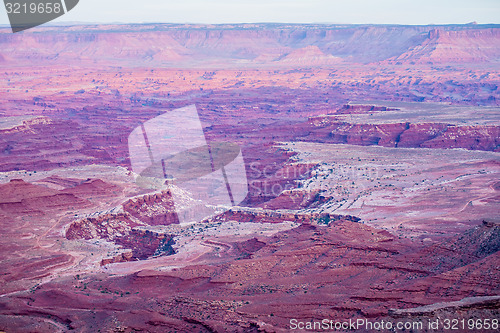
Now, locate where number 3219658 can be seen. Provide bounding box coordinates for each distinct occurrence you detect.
[5,2,62,14]
[443,318,499,330]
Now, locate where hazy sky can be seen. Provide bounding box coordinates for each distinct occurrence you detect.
[1,0,499,26]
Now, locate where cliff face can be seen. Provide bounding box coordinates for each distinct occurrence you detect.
[306,121,499,151]
[14,219,498,332]
[301,107,500,152]
[66,211,175,262]
[66,212,139,241]
[66,190,183,262]
[0,179,90,216]
[208,207,360,225]
[0,24,498,66]
[418,125,500,151]
[389,28,500,64]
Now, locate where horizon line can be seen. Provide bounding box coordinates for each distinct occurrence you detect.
[1,21,499,29]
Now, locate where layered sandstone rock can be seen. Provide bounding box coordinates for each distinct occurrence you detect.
[1,24,498,67]
[0,179,90,216]
[122,191,179,226]
[389,28,500,64]
[301,112,500,151]
[207,207,360,225]
[67,211,175,262]
[4,219,496,332]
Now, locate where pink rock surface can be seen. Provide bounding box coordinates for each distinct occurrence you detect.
[0,23,498,332]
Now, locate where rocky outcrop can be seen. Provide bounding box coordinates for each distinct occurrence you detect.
[301,113,500,151]
[398,219,500,274]
[0,117,102,172]
[207,207,360,225]
[231,237,266,257]
[0,179,90,216]
[390,295,500,316]
[396,122,449,147]
[61,179,120,198]
[5,214,500,332]
[1,24,498,67]
[259,189,328,210]
[66,212,140,241]
[389,28,500,64]
[116,229,175,260]
[100,251,134,266]
[336,104,400,114]
[387,296,500,333]
[276,45,342,66]
[66,211,175,262]
[122,190,179,226]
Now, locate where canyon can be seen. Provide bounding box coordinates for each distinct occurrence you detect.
[0,23,498,332]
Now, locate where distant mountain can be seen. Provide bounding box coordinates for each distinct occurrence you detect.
[387,28,500,64]
[0,24,498,67]
[275,45,342,65]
